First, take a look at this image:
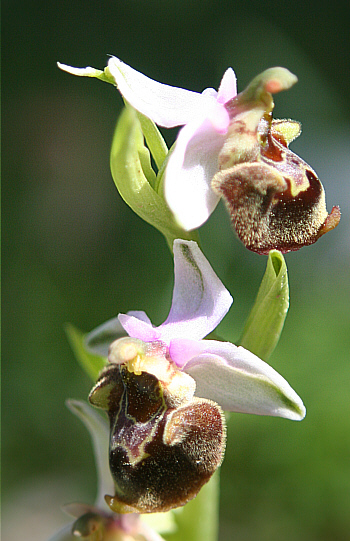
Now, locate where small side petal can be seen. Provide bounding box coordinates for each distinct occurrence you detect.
[164,119,225,230]
[85,312,152,357]
[66,400,114,510]
[107,57,209,128]
[127,310,153,325]
[118,313,159,342]
[184,341,305,420]
[157,240,233,344]
[217,67,237,104]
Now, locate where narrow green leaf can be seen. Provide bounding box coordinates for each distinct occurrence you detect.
[240,250,289,360]
[162,470,220,541]
[110,105,200,250]
[65,324,107,381]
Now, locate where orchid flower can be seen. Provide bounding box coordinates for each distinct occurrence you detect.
[58,57,340,253]
[58,57,235,232]
[86,239,305,421]
[48,400,164,541]
[84,239,305,515]
[105,57,237,232]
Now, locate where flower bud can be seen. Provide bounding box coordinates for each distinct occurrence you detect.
[212,67,340,254]
[89,338,226,514]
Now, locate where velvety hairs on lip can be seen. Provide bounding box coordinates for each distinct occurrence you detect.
[85,239,305,514]
[89,348,226,514]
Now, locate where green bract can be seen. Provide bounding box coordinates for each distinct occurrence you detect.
[110,105,199,250]
[57,61,200,250]
[240,250,289,360]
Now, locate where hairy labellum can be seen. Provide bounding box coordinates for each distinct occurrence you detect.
[212,68,340,254]
[89,338,226,514]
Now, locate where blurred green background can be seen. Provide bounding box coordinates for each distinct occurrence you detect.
[3,1,350,540]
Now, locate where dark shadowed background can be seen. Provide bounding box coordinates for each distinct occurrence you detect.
[3,1,350,540]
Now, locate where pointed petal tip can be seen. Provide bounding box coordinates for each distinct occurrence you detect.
[57,62,101,77]
[84,317,127,357]
[217,67,237,104]
[276,401,306,421]
[184,343,306,420]
[242,67,298,105]
[65,398,82,413]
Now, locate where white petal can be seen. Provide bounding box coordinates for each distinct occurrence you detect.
[85,317,127,357]
[108,57,210,128]
[184,341,306,420]
[66,400,114,510]
[164,118,225,230]
[157,240,233,344]
[202,87,218,99]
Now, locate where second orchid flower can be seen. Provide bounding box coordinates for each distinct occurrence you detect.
[59,58,340,254]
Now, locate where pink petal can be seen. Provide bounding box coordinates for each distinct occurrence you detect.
[217,67,237,104]
[84,311,151,357]
[169,338,204,368]
[164,118,225,230]
[118,313,159,342]
[156,240,233,344]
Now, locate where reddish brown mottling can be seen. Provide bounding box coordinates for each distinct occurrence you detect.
[89,357,226,514]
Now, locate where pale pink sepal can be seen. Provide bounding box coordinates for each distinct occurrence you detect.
[164,119,225,230]
[184,341,306,420]
[108,56,212,128]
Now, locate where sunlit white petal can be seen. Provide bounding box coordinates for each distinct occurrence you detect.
[184,341,306,420]
[202,87,218,99]
[108,56,212,128]
[164,119,225,230]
